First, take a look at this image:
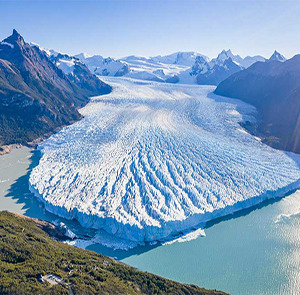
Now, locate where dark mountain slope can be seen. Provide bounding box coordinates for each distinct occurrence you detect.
[268,50,286,62]
[187,50,245,86]
[196,57,242,86]
[0,211,227,295]
[0,30,111,149]
[49,53,110,93]
[214,55,300,152]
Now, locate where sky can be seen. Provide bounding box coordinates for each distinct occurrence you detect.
[1,0,300,59]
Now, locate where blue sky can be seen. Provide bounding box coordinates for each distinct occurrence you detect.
[1,0,300,59]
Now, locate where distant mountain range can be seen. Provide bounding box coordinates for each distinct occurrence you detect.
[75,53,130,77]
[72,49,284,86]
[31,40,286,87]
[0,30,111,150]
[215,54,300,153]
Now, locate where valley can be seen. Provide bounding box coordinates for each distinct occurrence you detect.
[1,17,300,294]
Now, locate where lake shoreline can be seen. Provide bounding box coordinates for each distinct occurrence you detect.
[2,138,300,294]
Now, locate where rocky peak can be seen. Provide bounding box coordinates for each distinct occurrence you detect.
[2,29,25,46]
[269,50,286,62]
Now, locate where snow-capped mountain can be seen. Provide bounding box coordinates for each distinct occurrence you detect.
[181,49,267,86]
[120,50,267,85]
[215,54,300,153]
[30,42,59,57]
[48,53,111,92]
[211,49,242,65]
[180,50,241,86]
[30,44,114,93]
[73,49,269,86]
[242,55,266,68]
[194,57,243,86]
[75,54,130,77]
[0,30,111,148]
[189,55,210,75]
[268,50,286,62]
[50,53,80,75]
[30,43,130,79]
[121,54,192,76]
[151,51,210,67]
[29,41,281,87]
[210,49,265,68]
[73,52,195,84]
[30,42,83,76]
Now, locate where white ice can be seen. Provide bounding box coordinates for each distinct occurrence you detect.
[56,59,75,75]
[29,77,300,243]
[163,228,206,246]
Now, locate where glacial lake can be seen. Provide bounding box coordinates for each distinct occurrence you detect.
[1,146,300,295]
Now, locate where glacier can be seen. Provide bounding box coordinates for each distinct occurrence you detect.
[29,77,300,243]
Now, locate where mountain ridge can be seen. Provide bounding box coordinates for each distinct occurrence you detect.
[34,41,287,86]
[214,54,300,153]
[0,30,111,151]
[78,49,271,85]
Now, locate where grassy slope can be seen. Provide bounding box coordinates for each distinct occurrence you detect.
[0,211,227,295]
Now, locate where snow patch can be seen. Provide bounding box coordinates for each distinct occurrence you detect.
[0,41,14,49]
[56,59,75,75]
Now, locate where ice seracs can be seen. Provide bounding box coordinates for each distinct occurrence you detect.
[29,77,300,245]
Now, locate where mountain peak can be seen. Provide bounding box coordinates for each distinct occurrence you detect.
[269,50,286,62]
[12,29,20,37]
[222,49,232,55]
[11,29,23,40]
[2,29,25,45]
[217,49,234,60]
[75,52,91,62]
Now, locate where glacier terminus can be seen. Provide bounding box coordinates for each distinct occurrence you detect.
[29,77,300,244]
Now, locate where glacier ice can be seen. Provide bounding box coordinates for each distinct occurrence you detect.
[29,77,300,243]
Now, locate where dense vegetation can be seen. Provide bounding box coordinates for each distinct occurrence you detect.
[0,211,227,295]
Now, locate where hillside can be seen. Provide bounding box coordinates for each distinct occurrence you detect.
[0,30,111,151]
[214,55,300,153]
[0,211,227,295]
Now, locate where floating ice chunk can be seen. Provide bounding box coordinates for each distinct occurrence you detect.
[66,230,140,251]
[163,228,206,246]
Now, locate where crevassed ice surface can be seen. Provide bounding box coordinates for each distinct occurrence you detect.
[29,77,300,242]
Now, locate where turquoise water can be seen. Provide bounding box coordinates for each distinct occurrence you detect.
[88,192,300,295]
[1,147,300,294]
[0,147,96,237]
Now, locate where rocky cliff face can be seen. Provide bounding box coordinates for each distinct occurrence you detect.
[215,55,300,153]
[0,30,111,148]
